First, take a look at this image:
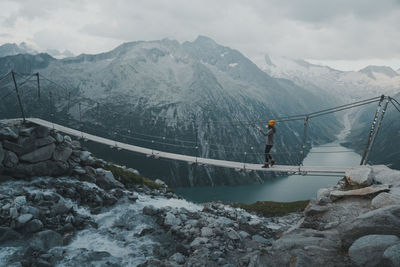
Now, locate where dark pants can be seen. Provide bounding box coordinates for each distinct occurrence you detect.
[265,145,273,163]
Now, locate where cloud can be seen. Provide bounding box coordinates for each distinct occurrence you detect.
[0,0,399,70]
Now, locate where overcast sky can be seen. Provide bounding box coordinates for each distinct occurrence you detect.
[1,0,400,71]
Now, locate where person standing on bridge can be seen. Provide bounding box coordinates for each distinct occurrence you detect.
[257,120,276,168]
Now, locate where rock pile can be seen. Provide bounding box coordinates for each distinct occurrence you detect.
[139,202,300,266]
[256,165,400,267]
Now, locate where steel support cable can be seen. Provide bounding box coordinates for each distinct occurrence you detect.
[0,72,10,82]
[389,97,400,113]
[309,99,381,119]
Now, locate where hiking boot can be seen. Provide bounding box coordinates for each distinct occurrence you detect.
[270,158,275,166]
[262,162,269,168]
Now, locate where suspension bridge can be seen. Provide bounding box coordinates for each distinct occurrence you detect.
[1,71,400,176]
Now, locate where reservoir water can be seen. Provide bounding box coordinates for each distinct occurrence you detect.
[175,142,361,204]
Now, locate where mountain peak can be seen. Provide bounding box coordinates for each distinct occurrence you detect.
[359,65,399,79]
[193,35,217,46]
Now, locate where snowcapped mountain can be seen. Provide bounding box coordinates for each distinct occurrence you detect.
[0,42,74,59]
[260,55,400,101]
[0,36,340,186]
[0,42,37,58]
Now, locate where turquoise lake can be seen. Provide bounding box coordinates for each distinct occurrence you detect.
[174,143,361,204]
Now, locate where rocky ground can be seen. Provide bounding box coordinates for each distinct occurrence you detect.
[0,120,399,267]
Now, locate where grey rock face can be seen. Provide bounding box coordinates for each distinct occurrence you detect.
[20,143,56,163]
[3,138,36,155]
[329,185,389,201]
[382,243,400,267]
[339,206,400,249]
[348,234,400,267]
[14,160,70,177]
[53,145,72,162]
[0,126,18,140]
[35,136,55,147]
[4,151,18,168]
[371,192,400,208]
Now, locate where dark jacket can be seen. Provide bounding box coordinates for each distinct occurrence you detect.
[259,126,276,145]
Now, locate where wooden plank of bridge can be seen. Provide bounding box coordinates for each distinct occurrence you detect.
[21,118,347,175]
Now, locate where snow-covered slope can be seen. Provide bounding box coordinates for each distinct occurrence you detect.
[0,42,74,59]
[0,37,340,186]
[260,55,400,101]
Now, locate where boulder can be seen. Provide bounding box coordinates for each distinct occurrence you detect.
[9,207,18,219]
[71,140,81,149]
[31,230,63,250]
[143,205,159,216]
[345,166,373,186]
[252,234,270,244]
[330,185,389,200]
[190,237,208,247]
[164,212,182,227]
[24,219,43,233]
[3,151,18,168]
[170,252,185,264]
[226,228,241,241]
[80,151,91,162]
[19,127,35,137]
[3,138,36,155]
[17,214,33,224]
[0,126,18,140]
[53,145,72,162]
[201,227,214,237]
[371,192,400,209]
[155,179,167,187]
[382,243,400,267]
[33,126,49,138]
[95,169,124,190]
[20,143,56,163]
[20,206,40,218]
[339,206,400,249]
[35,136,55,147]
[54,133,64,143]
[14,196,26,207]
[372,165,400,186]
[348,235,400,267]
[14,160,70,177]
[64,135,72,144]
